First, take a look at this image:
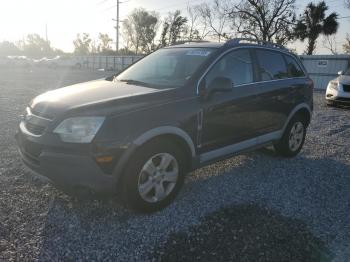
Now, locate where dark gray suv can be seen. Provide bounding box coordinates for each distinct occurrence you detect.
[16,39,313,212]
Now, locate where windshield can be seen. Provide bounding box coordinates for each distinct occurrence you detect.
[344,67,350,75]
[116,48,214,88]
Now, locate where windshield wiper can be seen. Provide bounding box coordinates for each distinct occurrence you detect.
[118,79,150,87]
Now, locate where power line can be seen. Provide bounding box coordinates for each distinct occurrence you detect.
[102,0,130,11]
[152,0,203,12]
[100,0,127,52]
[97,0,111,5]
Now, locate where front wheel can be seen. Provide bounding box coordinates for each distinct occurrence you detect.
[274,116,307,157]
[121,140,186,212]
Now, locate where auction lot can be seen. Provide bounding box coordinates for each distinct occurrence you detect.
[0,68,349,261]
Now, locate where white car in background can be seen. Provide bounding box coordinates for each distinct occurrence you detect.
[6,56,33,67]
[33,56,80,69]
[326,67,350,106]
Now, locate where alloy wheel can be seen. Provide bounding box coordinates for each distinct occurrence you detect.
[288,121,304,152]
[137,153,179,203]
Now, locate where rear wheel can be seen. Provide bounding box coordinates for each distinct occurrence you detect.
[274,115,306,157]
[121,140,186,212]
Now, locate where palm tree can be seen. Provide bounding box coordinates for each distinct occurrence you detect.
[294,1,338,55]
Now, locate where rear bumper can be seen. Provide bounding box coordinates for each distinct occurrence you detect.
[16,132,116,194]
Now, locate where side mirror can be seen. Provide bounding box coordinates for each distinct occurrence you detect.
[338,70,344,75]
[208,77,233,94]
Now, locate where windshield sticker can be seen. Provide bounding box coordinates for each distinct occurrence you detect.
[186,50,211,56]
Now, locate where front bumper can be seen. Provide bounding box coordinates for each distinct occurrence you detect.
[325,86,350,105]
[16,130,117,194]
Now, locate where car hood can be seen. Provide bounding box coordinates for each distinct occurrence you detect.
[338,75,350,84]
[30,79,172,119]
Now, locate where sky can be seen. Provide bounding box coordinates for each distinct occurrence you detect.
[0,0,349,55]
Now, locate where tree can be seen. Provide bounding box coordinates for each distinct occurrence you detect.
[0,41,21,55]
[168,10,188,45]
[158,10,188,47]
[73,33,92,55]
[98,33,113,54]
[346,0,350,9]
[322,35,337,54]
[159,22,170,47]
[229,0,296,45]
[294,1,338,55]
[23,34,52,57]
[186,5,203,42]
[343,34,350,53]
[122,8,159,54]
[196,0,231,42]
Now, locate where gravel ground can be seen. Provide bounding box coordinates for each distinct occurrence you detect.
[0,68,349,261]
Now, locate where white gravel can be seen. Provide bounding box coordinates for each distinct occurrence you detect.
[0,68,349,261]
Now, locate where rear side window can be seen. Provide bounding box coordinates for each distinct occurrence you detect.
[205,49,253,87]
[284,55,305,77]
[256,50,288,81]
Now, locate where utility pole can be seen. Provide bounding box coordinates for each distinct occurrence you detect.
[113,0,120,53]
[45,23,48,43]
[45,23,50,54]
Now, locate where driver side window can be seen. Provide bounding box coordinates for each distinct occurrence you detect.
[205,49,253,89]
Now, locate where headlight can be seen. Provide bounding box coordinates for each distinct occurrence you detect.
[328,81,339,90]
[54,117,105,143]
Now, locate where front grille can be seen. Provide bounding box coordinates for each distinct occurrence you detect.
[25,122,46,135]
[343,84,350,92]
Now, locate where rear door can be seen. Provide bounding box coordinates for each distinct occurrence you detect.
[252,49,292,134]
[283,54,309,106]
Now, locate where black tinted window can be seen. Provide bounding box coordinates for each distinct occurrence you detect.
[256,50,288,81]
[284,55,305,77]
[205,49,253,88]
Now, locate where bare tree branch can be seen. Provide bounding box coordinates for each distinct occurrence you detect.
[343,34,350,53]
[322,35,338,54]
[345,0,350,9]
[229,0,296,45]
[195,0,233,42]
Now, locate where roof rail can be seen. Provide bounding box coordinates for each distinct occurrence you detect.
[224,38,291,53]
[172,40,211,45]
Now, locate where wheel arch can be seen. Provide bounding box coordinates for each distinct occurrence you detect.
[133,126,196,157]
[282,103,312,133]
[113,126,196,186]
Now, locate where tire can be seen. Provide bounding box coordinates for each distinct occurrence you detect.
[121,140,186,212]
[274,115,307,157]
